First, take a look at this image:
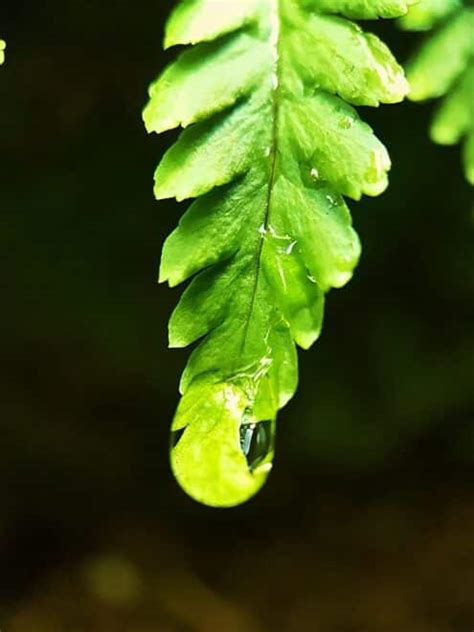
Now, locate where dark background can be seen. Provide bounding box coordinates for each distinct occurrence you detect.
[1,2,473,630]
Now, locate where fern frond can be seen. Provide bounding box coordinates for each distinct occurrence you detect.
[144,0,410,507]
[402,0,474,184]
[399,0,461,30]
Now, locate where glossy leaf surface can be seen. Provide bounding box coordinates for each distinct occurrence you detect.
[144,0,410,507]
[403,1,474,184]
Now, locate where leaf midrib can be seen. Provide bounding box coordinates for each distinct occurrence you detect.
[237,0,283,364]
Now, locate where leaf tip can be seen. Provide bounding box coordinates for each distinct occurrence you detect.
[170,382,274,508]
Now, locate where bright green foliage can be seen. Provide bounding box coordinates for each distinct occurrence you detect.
[144,0,411,507]
[399,0,461,30]
[402,1,474,184]
[0,40,5,65]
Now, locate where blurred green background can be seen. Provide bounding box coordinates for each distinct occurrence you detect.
[1,2,473,630]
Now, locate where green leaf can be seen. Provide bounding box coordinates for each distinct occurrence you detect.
[430,65,474,145]
[144,0,409,507]
[0,40,5,65]
[301,0,416,20]
[406,7,474,100]
[403,2,474,184]
[399,0,461,30]
[164,0,260,48]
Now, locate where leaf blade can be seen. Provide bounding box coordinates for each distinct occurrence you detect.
[145,0,407,506]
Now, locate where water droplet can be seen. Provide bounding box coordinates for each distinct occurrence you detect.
[310,167,320,180]
[339,116,354,129]
[267,224,277,237]
[258,223,267,236]
[240,420,274,471]
[325,194,338,207]
[252,356,273,381]
[170,427,186,449]
[285,240,297,255]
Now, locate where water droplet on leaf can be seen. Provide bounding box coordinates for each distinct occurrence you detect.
[339,116,354,129]
[240,420,274,471]
[325,194,338,207]
[285,240,297,255]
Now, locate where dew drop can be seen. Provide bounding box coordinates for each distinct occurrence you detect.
[325,194,338,207]
[310,167,320,180]
[285,240,297,255]
[240,420,274,472]
[339,116,354,129]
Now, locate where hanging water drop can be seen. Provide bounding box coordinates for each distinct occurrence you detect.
[240,420,274,472]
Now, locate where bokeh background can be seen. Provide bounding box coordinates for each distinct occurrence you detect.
[1,2,473,630]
